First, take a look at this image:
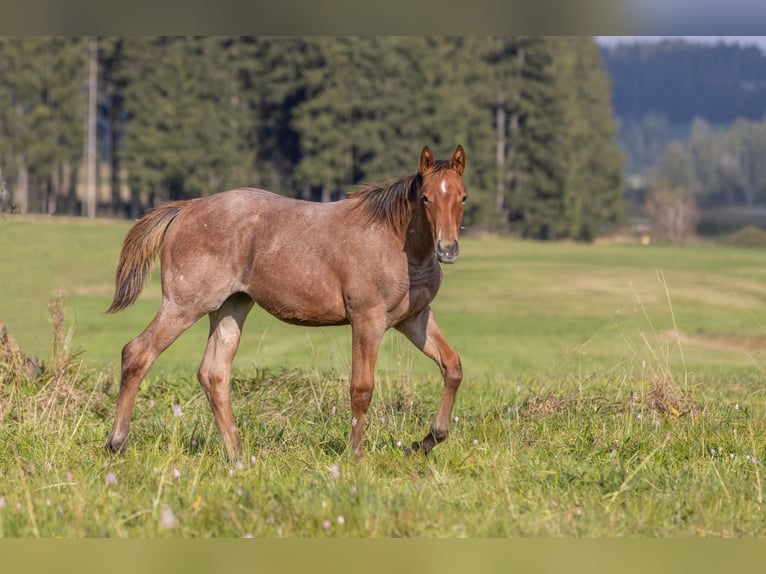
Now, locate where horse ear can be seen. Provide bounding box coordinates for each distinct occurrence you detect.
[450,144,466,176]
[419,146,435,175]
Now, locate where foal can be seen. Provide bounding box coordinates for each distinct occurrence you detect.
[106,145,467,458]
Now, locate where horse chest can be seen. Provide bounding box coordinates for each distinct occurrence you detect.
[389,262,442,322]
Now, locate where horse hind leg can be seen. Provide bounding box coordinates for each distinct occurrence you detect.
[107,302,201,454]
[197,292,254,460]
[395,307,462,454]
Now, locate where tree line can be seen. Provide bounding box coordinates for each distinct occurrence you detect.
[0,36,623,240]
[602,40,766,126]
[602,40,766,178]
[652,117,766,210]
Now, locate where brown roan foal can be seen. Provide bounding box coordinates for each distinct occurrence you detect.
[106,145,467,459]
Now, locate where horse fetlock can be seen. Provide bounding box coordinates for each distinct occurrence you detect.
[431,425,449,443]
[224,435,243,460]
[106,434,128,455]
[406,426,448,456]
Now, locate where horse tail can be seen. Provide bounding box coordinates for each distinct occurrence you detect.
[106,201,187,314]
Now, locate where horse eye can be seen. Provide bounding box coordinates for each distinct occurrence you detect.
[461,195,467,203]
[421,194,429,204]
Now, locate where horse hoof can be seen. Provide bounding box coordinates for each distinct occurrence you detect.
[106,439,126,455]
[403,441,432,456]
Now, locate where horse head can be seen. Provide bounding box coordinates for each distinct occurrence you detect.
[418,144,467,264]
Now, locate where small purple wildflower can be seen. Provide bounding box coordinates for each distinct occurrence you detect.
[337,515,345,526]
[106,472,117,485]
[0,496,6,509]
[172,468,181,479]
[159,506,177,530]
[321,519,331,530]
[148,399,155,408]
[472,439,479,445]
[235,461,244,471]
[330,406,337,416]
[237,486,244,497]
[172,404,182,417]
[328,464,341,480]
[15,502,22,512]
[250,455,257,465]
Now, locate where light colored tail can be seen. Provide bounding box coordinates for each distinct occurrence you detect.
[106,201,187,313]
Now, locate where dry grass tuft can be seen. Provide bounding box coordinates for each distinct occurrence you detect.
[523,394,570,418]
[645,371,699,418]
[0,293,110,429]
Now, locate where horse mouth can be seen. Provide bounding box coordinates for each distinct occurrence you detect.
[438,254,458,264]
[435,241,459,264]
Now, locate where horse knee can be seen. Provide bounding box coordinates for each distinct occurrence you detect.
[120,339,150,381]
[197,365,222,396]
[349,383,374,412]
[445,358,462,388]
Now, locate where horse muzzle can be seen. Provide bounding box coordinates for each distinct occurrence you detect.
[435,239,459,264]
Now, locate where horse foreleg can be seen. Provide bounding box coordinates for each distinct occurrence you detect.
[349,317,385,458]
[107,302,199,454]
[396,306,462,454]
[198,293,253,460]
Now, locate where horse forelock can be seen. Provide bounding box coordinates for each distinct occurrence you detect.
[351,161,451,233]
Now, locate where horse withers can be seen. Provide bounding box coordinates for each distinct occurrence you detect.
[106,145,467,459]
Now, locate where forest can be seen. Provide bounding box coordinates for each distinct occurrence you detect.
[600,39,766,236]
[0,36,624,241]
[602,39,766,188]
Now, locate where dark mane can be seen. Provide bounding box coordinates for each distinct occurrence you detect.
[350,161,450,233]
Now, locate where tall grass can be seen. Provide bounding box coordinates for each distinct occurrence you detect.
[1,289,766,537]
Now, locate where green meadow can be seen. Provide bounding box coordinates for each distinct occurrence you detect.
[2,215,766,537]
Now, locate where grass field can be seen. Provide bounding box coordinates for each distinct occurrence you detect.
[3,215,766,537]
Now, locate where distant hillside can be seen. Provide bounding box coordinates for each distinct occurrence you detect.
[601,40,766,124]
[600,40,766,176]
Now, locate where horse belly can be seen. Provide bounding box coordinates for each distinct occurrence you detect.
[248,276,348,327]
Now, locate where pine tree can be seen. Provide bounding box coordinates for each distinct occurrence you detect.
[230,36,320,195]
[550,37,624,241]
[0,37,86,214]
[120,37,244,214]
[100,36,129,215]
[504,37,568,239]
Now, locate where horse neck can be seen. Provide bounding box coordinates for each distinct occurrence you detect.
[403,201,435,264]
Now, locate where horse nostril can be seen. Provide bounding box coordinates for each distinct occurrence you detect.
[436,240,459,263]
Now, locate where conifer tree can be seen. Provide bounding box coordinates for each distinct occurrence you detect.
[0,37,86,214]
